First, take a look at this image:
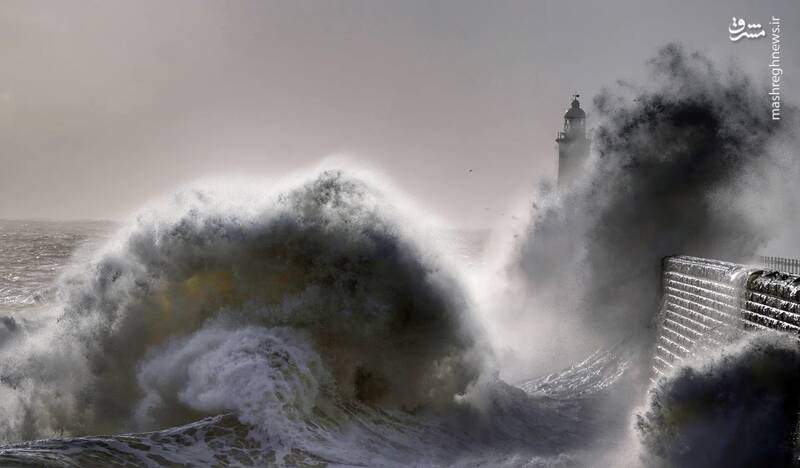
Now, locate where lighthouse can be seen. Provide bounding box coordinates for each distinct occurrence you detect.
[555,95,590,186]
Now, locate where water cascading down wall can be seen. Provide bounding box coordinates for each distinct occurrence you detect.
[653,255,800,380]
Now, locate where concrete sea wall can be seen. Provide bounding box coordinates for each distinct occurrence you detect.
[653,255,800,379]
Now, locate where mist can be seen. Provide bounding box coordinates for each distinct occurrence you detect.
[486,44,798,381]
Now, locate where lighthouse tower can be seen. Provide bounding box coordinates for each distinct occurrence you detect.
[555,95,590,186]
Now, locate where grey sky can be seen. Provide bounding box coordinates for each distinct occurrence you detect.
[1,0,797,227]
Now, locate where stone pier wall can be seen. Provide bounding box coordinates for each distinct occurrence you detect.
[653,255,800,379]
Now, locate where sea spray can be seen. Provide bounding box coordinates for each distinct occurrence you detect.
[0,168,632,466]
[0,169,489,444]
[135,322,329,453]
[637,333,800,468]
[500,44,796,379]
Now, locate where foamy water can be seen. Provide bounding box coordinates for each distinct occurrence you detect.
[0,173,635,467]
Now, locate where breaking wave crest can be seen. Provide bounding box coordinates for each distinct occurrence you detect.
[0,168,636,466]
[0,169,489,449]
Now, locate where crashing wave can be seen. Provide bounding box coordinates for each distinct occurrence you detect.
[0,169,489,451]
[637,333,800,468]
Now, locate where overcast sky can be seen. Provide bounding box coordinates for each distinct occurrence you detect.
[1,0,797,227]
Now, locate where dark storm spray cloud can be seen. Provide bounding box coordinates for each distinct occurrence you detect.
[513,43,797,363]
[636,333,800,468]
